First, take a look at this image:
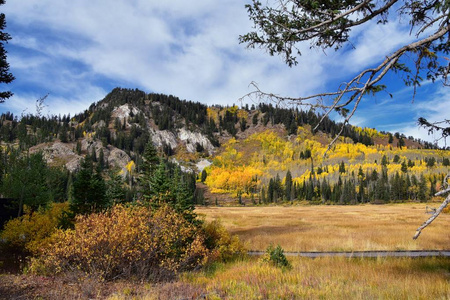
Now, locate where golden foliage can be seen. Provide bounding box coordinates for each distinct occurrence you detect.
[30,205,245,281]
[1,203,69,255]
[202,220,247,262]
[204,126,450,198]
[31,205,207,280]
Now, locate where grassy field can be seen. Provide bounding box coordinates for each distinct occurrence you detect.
[176,256,450,299]
[2,202,449,299]
[4,256,449,299]
[196,202,450,251]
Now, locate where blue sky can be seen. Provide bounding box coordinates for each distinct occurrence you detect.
[2,0,449,145]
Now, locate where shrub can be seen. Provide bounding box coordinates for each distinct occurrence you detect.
[30,204,209,281]
[0,203,69,255]
[261,244,291,269]
[202,220,247,262]
[443,206,449,214]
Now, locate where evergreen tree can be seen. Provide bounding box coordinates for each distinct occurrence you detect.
[201,169,207,183]
[284,170,292,201]
[443,157,450,166]
[401,160,408,173]
[418,174,428,202]
[106,170,127,204]
[70,156,108,215]
[0,1,15,102]
[140,138,159,196]
[172,167,196,222]
[99,148,105,169]
[1,152,51,216]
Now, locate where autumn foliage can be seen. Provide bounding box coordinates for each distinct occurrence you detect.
[29,204,245,281]
[1,203,69,255]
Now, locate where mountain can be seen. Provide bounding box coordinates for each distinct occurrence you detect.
[0,87,448,206]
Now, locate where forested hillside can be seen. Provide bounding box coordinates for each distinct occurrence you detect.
[0,87,448,218]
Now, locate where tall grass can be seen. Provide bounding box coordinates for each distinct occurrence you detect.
[196,203,450,251]
[131,256,449,299]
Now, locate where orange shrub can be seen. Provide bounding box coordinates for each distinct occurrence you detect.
[30,204,244,281]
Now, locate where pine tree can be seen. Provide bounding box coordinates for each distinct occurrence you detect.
[418,174,428,202]
[0,1,15,102]
[140,138,160,196]
[443,157,450,166]
[284,170,292,201]
[401,160,408,173]
[201,169,207,182]
[71,156,108,215]
[106,170,127,204]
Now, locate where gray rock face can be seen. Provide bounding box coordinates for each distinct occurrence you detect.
[196,159,212,172]
[150,129,178,149]
[111,104,141,129]
[178,128,215,153]
[107,147,131,169]
[29,142,82,172]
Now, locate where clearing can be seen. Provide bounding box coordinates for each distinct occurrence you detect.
[196,202,450,252]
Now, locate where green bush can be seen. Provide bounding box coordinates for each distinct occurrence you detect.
[261,244,291,269]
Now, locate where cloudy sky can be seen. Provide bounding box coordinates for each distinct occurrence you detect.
[2,1,449,145]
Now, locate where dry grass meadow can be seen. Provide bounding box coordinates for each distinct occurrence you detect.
[3,202,448,299]
[196,202,450,252]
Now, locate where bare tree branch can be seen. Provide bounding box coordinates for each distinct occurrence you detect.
[413,174,450,239]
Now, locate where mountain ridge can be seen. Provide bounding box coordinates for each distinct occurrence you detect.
[0,87,448,205]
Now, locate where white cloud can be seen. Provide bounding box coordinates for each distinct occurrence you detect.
[2,0,446,150]
[3,85,108,117]
[3,0,330,111]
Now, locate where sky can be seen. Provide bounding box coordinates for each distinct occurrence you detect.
[1,0,449,146]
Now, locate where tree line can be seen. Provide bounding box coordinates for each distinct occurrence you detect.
[260,165,446,205]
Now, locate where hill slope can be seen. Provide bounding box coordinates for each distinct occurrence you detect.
[0,87,448,206]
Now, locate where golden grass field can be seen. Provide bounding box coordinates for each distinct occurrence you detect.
[6,202,447,299]
[196,202,450,252]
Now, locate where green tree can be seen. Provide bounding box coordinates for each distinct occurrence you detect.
[426,157,436,168]
[140,138,159,196]
[0,0,15,102]
[284,170,293,201]
[1,152,50,216]
[418,174,428,202]
[106,169,127,204]
[401,160,408,173]
[388,133,394,144]
[201,169,207,183]
[443,157,450,166]
[70,156,108,215]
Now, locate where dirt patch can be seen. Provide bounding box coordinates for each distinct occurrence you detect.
[0,274,207,300]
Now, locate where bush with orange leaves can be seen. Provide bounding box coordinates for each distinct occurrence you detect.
[30,204,245,281]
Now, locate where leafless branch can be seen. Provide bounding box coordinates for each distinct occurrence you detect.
[242,23,449,156]
[413,174,450,239]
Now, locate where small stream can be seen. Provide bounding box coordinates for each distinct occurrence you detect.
[248,250,450,258]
